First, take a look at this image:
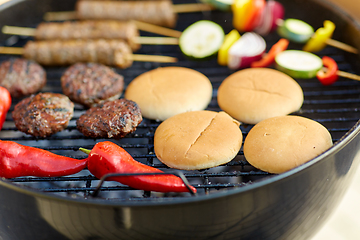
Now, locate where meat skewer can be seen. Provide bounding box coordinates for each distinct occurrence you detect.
[2,21,180,51]
[43,1,215,28]
[0,39,177,68]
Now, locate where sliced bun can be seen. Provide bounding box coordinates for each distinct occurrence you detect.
[217,68,304,124]
[125,66,213,121]
[154,110,243,170]
[243,115,333,174]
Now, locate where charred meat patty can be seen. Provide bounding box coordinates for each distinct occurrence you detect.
[76,99,142,139]
[0,58,46,98]
[61,62,124,107]
[12,92,74,138]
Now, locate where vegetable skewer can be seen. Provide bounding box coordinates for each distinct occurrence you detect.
[273,50,360,84]
[230,0,358,54]
[2,21,180,51]
[43,1,214,28]
[0,39,177,68]
[277,19,358,54]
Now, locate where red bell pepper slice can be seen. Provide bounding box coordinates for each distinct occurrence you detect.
[243,0,266,32]
[251,38,289,68]
[316,56,339,85]
[0,87,11,130]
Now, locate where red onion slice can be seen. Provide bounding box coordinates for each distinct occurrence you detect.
[228,32,266,70]
[269,1,285,31]
[254,1,273,36]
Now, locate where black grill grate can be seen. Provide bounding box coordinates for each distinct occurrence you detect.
[1,0,360,201]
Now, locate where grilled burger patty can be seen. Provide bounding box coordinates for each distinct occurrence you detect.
[12,92,74,138]
[61,63,124,108]
[0,58,46,98]
[76,99,142,139]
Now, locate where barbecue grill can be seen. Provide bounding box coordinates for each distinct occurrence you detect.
[0,0,360,239]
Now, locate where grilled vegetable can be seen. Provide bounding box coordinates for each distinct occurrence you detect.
[80,141,197,193]
[179,20,225,59]
[243,0,265,32]
[0,141,87,178]
[303,20,335,52]
[218,29,241,66]
[228,32,266,69]
[254,0,284,35]
[277,18,314,43]
[275,50,323,79]
[251,38,289,68]
[316,56,339,85]
[231,0,266,32]
[268,0,285,32]
[232,0,252,32]
[0,87,11,130]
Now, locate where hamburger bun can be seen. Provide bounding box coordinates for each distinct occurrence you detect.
[243,115,333,174]
[217,68,304,124]
[154,110,243,170]
[125,66,213,121]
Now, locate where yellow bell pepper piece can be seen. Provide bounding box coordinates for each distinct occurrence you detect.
[232,0,252,32]
[303,20,335,52]
[218,29,241,66]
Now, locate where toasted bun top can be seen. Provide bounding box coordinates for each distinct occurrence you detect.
[154,110,243,170]
[217,68,304,124]
[243,115,333,174]
[125,66,213,121]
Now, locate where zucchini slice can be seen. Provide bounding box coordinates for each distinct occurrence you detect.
[179,20,225,59]
[277,18,314,43]
[275,50,323,79]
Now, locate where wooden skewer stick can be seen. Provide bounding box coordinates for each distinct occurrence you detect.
[2,25,179,45]
[0,46,23,55]
[324,38,358,54]
[318,67,360,81]
[43,11,77,22]
[171,3,215,13]
[129,54,177,63]
[133,21,182,38]
[43,3,215,22]
[0,46,178,63]
[2,25,36,36]
[336,70,360,81]
[135,36,179,45]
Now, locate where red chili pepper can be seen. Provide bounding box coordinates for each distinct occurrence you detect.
[251,38,289,68]
[316,56,339,85]
[0,87,11,130]
[0,140,87,178]
[81,141,197,193]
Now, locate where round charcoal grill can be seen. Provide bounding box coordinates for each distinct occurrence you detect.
[0,0,360,239]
